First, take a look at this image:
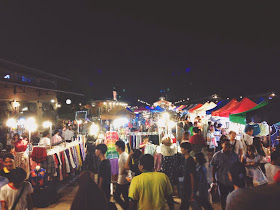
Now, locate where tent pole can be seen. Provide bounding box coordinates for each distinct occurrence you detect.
[269,125,272,154]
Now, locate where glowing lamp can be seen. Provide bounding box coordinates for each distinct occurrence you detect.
[43,121,52,128]
[6,118,17,128]
[66,99,72,105]
[90,123,100,136]
[25,117,37,132]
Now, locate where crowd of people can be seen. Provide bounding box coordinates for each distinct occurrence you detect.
[1,116,280,210]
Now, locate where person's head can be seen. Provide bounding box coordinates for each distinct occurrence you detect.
[10,168,27,188]
[3,153,14,171]
[13,133,20,141]
[214,122,217,128]
[162,136,172,146]
[71,170,108,210]
[247,145,256,157]
[209,125,215,132]
[221,138,231,152]
[217,123,222,129]
[6,145,15,154]
[143,136,149,143]
[131,149,142,162]
[42,130,49,138]
[182,132,190,140]
[271,151,280,165]
[193,122,198,127]
[253,137,262,148]
[228,162,246,188]
[194,152,206,165]
[22,134,28,141]
[229,131,236,140]
[54,129,60,135]
[198,119,202,123]
[220,135,228,142]
[178,122,183,129]
[245,126,254,136]
[180,142,192,155]
[115,140,125,153]
[138,154,154,172]
[193,127,200,135]
[95,144,107,158]
[188,122,193,127]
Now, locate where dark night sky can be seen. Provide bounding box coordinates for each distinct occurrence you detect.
[0,1,279,104]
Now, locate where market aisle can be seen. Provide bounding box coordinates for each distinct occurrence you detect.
[34,180,79,210]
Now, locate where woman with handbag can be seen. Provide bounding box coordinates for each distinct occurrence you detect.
[242,145,268,187]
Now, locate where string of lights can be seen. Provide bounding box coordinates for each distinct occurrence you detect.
[137,99,150,106]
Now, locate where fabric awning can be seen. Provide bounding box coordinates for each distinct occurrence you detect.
[206,100,229,115]
[229,100,269,124]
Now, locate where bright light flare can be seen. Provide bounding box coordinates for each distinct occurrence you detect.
[6,118,17,128]
[43,121,52,128]
[113,118,129,128]
[25,117,37,132]
[90,123,100,136]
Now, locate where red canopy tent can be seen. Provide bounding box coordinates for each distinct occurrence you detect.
[212,99,238,116]
[229,98,257,115]
[189,104,203,113]
[219,98,257,117]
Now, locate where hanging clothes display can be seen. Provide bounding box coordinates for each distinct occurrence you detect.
[104,131,119,160]
[29,168,47,189]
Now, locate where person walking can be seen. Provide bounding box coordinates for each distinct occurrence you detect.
[228,131,243,160]
[211,138,239,210]
[128,154,174,210]
[180,142,200,210]
[114,140,131,210]
[241,127,254,153]
[95,144,111,201]
[189,127,206,155]
[226,162,247,210]
[194,152,213,210]
[0,168,33,210]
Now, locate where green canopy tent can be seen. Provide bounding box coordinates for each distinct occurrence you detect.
[229,100,269,124]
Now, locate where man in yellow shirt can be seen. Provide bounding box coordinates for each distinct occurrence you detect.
[128,154,174,210]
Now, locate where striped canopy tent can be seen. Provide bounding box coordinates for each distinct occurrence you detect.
[229,100,269,124]
[218,98,256,118]
[194,102,217,116]
[206,99,229,115]
[176,105,186,111]
[188,104,203,113]
[212,99,239,117]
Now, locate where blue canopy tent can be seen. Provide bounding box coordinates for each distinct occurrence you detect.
[206,100,229,115]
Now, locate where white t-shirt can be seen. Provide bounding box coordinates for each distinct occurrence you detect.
[62,129,74,141]
[265,163,280,184]
[243,133,253,145]
[118,152,131,185]
[39,137,51,146]
[0,181,33,210]
[230,139,243,155]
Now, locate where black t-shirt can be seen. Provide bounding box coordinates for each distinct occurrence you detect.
[0,169,12,182]
[98,159,111,198]
[129,160,141,176]
[183,156,196,197]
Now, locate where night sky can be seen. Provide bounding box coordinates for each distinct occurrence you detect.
[0,2,279,104]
